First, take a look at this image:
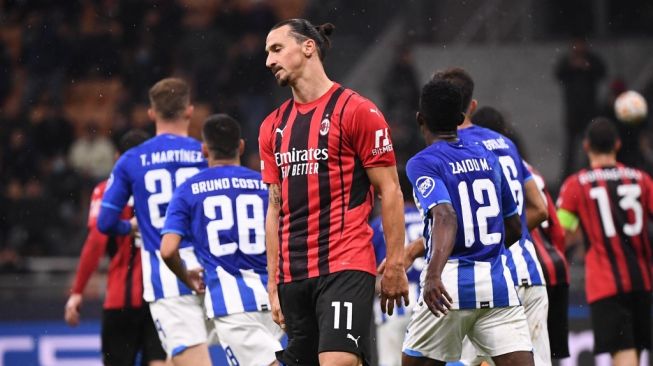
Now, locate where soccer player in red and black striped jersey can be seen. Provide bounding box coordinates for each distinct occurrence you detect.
[557,118,652,365]
[65,130,166,366]
[260,18,409,366]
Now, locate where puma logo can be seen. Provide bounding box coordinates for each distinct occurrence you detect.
[275,127,286,137]
[346,333,360,348]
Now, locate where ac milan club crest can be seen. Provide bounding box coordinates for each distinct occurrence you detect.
[320,117,330,136]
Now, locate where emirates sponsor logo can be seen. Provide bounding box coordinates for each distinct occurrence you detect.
[275,147,329,178]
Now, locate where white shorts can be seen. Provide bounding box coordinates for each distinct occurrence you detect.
[518,286,551,366]
[377,315,411,366]
[149,294,209,357]
[403,302,532,362]
[213,311,284,366]
[459,286,551,366]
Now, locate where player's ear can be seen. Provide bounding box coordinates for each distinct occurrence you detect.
[184,105,195,120]
[467,99,478,116]
[582,139,590,153]
[416,111,425,126]
[238,139,245,157]
[614,138,622,153]
[303,38,316,58]
[201,143,210,159]
[147,108,156,121]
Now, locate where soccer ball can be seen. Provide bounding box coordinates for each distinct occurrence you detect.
[614,90,648,124]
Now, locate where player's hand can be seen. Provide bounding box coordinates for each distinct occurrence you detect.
[129,217,139,236]
[186,268,206,294]
[64,294,83,327]
[268,285,285,331]
[379,262,409,316]
[423,275,452,317]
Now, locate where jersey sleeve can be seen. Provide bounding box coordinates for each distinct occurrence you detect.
[521,159,533,182]
[259,110,281,185]
[162,185,191,238]
[406,156,451,212]
[494,158,519,218]
[346,100,396,168]
[556,175,580,214]
[98,156,132,235]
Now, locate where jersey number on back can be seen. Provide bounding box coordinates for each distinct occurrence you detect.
[144,167,200,228]
[589,184,643,237]
[204,194,265,257]
[458,179,502,247]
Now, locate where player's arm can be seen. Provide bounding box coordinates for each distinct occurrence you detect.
[524,179,548,230]
[556,176,583,247]
[423,203,455,317]
[504,213,522,246]
[65,226,109,327]
[98,163,134,235]
[367,166,410,315]
[160,190,204,293]
[265,183,285,328]
[160,233,204,293]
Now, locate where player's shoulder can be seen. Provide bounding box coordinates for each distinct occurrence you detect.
[92,180,108,199]
[261,99,293,130]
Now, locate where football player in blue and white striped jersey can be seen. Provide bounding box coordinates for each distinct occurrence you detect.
[401,79,534,366]
[161,114,283,366]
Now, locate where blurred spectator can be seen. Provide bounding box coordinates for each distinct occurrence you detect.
[27,102,74,158]
[1,127,39,184]
[75,0,122,78]
[20,11,71,109]
[554,38,606,177]
[380,45,422,166]
[68,124,116,182]
[0,41,12,107]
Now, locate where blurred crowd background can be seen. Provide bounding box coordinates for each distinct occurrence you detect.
[0,0,653,325]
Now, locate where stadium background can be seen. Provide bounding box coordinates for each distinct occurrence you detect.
[0,0,652,365]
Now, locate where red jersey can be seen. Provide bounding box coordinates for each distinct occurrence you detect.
[558,164,653,303]
[528,164,569,286]
[71,181,143,309]
[259,83,396,283]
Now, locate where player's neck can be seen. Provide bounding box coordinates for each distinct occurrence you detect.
[457,118,473,130]
[588,152,617,168]
[209,156,240,168]
[156,119,189,137]
[426,131,458,145]
[290,66,333,104]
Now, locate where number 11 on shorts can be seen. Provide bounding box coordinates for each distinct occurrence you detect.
[331,301,353,330]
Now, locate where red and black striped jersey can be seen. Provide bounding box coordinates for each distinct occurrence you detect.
[558,164,653,303]
[259,83,396,284]
[527,164,569,286]
[71,180,143,309]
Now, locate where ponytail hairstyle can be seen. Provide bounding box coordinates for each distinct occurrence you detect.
[271,18,335,61]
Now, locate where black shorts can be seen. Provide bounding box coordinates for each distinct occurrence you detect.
[546,284,569,359]
[102,306,166,366]
[590,291,652,355]
[277,270,376,366]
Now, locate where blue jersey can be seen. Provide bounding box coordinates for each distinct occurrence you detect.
[406,138,520,309]
[163,165,270,318]
[371,205,425,322]
[458,125,546,287]
[100,134,208,301]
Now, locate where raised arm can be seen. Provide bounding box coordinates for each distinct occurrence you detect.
[367,166,409,315]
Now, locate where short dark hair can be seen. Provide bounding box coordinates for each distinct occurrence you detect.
[202,114,241,159]
[432,67,474,112]
[472,106,508,135]
[419,79,465,134]
[586,117,619,153]
[271,19,335,61]
[148,78,191,120]
[118,129,150,154]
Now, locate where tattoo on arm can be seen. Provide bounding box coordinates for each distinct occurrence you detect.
[269,184,282,207]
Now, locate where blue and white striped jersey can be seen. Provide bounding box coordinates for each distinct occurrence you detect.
[406,138,520,309]
[458,125,546,287]
[163,165,269,318]
[371,205,424,323]
[100,134,208,301]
